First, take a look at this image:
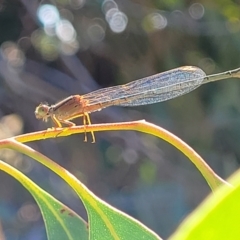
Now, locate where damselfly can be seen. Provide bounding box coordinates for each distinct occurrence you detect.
[35,66,240,142]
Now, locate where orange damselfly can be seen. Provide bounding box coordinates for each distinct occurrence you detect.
[35,66,240,142]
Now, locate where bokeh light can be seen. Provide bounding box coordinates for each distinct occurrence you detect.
[18,203,41,222]
[31,29,59,60]
[150,13,167,30]
[37,4,60,28]
[198,58,216,74]
[102,0,128,33]
[36,5,79,58]
[56,20,76,43]
[108,11,128,33]
[60,40,79,55]
[189,3,205,20]
[102,0,118,14]
[105,145,123,164]
[143,12,167,32]
[87,19,106,42]
[122,148,138,164]
[0,42,25,68]
[70,0,86,9]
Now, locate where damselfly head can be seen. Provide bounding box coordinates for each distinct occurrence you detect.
[35,103,51,122]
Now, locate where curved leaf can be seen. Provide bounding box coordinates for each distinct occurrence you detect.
[0,160,88,240]
[3,139,162,240]
[169,170,240,240]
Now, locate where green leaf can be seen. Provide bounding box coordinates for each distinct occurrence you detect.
[5,139,162,239]
[82,196,161,240]
[169,169,240,240]
[0,160,88,240]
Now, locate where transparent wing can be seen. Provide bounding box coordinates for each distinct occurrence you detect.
[82,66,206,110]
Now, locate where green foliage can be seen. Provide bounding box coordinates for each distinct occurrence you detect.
[170,169,240,240]
[0,161,88,240]
[1,148,240,239]
[0,120,238,239]
[0,133,163,239]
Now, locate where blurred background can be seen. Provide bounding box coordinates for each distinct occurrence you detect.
[0,0,240,239]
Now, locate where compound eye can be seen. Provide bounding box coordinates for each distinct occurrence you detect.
[35,104,50,119]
